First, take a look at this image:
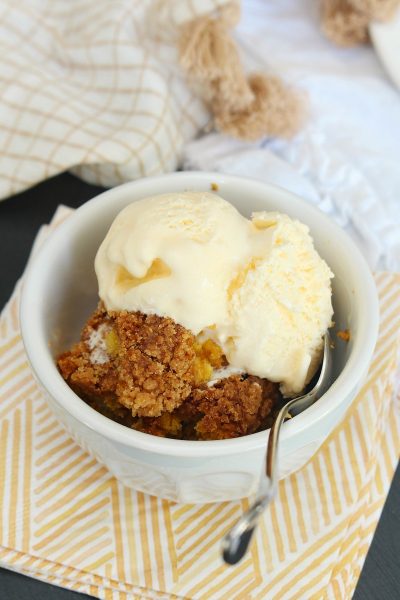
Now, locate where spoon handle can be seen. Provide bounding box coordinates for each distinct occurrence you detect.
[221,402,293,565]
[265,401,294,480]
[221,333,332,565]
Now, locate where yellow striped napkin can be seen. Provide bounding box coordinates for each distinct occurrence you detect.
[1,208,399,600]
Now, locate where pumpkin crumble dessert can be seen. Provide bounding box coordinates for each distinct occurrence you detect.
[58,303,281,440]
[58,191,333,440]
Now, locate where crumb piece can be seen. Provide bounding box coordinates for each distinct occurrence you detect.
[210,182,219,191]
[337,329,351,342]
[192,375,280,440]
[57,338,120,412]
[112,311,196,381]
[133,413,183,438]
[58,305,118,401]
[116,345,192,417]
[58,306,198,419]
[112,311,196,417]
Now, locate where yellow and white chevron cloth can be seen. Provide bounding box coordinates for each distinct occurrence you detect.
[0,208,399,600]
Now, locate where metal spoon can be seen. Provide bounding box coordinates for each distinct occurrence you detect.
[222,331,333,565]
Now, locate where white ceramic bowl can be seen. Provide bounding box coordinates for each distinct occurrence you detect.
[20,172,379,503]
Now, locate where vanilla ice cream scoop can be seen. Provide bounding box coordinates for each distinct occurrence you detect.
[95,192,333,395]
[226,212,333,394]
[95,192,252,334]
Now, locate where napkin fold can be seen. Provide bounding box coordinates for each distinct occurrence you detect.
[0,207,399,600]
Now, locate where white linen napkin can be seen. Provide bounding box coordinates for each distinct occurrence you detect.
[184,0,400,272]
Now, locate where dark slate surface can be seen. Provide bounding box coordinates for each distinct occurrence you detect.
[0,172,399,600]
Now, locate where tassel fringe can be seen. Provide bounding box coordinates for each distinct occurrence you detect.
[179,3,304,141]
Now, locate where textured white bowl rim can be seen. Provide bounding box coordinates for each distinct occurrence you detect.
[20,172,379,458]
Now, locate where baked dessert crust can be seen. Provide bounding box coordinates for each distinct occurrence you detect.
[58,304,281,440]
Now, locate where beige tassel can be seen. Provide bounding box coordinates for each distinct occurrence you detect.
[320,0,370,46]
[320,0,400,47]
[179,3,304,141]
[213,74,305,141]
[348,0,400,21]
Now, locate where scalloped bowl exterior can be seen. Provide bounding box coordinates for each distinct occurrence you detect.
[20,172,379,503]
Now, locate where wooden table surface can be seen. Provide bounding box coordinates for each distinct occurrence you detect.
[0,173,399,600]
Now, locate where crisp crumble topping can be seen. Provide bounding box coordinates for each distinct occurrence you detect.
[57,305,281,438]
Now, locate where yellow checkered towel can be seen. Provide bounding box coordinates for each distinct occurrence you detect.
[0,0,303,201]
[0,0,227,199]
[0,207,399,599]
